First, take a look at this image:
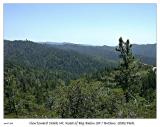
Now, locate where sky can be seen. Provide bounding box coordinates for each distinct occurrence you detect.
[4,3,156,46]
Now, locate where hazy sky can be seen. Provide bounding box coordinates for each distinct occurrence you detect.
[4,3,156,46]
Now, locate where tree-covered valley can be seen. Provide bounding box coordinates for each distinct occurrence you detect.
[4,38,156,118]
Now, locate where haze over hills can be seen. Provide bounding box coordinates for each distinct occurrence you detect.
[42,41,156,66]
[4,40,156,68]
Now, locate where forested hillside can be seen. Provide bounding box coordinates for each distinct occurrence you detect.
[4,38,156,118]
[48,42,156,65]
[4,40,116,79]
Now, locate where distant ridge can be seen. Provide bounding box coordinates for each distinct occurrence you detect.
[4,40,156,66]
[44,41,156,66]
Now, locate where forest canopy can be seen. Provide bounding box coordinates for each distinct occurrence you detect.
[4,38,156,118]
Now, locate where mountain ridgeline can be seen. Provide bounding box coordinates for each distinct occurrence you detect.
[4,40,115,80]
[4,39,156,118]
[4,40,156,69]
[46,42,156,66]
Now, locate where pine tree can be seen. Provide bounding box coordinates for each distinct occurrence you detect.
[115,37,141,102]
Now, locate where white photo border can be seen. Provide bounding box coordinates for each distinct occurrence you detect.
[0,0,159,127]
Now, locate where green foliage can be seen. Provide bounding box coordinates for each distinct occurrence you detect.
[115,37,142,102]
[53,41,156,66]
[4,39,156,118]
[4,40,110,78]
[52,80,126,118]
